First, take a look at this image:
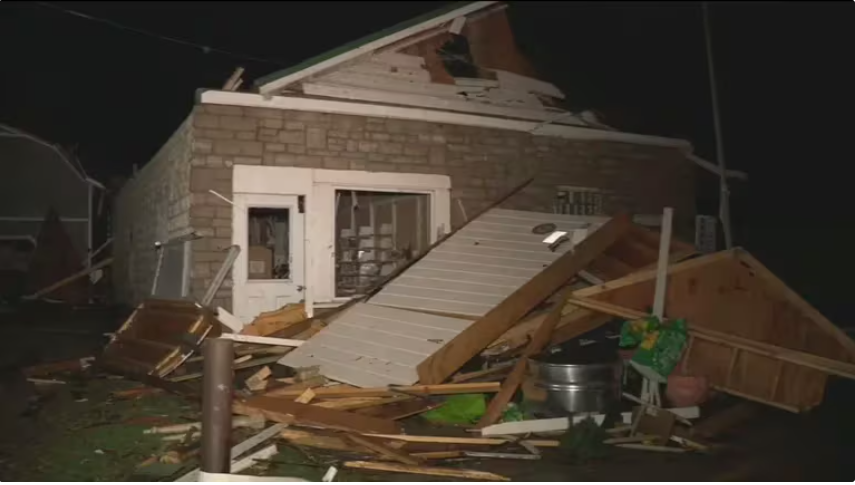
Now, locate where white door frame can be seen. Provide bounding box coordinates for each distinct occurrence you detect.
[233,166,451,318]
[231,193,306,323]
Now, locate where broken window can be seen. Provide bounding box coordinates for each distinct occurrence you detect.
[335,190,430,298]
[247,207,290,280]
[554,186,606,216]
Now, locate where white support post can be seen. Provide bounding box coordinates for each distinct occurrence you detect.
[652,207,674,320]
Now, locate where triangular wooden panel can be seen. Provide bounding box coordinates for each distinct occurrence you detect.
[575,249,855,364]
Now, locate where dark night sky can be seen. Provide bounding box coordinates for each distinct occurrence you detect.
[1,1,852,322]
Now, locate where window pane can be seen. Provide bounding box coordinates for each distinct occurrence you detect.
[247,207,290,280]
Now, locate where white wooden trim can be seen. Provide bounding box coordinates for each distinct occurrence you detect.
[220,333,304,347]
[257,1,498,94]
[449,16,467,35]
[686,153,748,180]
[319,71,487,98]
[494,69,565,99]
[232,165,451,313]
[480,417,570,436]
[200,91,692,151]
[301,82,578,124]
[652,207,673,319]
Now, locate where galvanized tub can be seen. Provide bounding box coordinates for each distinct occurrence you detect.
[530,346,621,414]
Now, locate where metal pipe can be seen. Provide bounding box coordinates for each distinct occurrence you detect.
[201,338,234,474]
[703,2,733,249]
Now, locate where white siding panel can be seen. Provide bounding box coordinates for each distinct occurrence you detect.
[369,294,495,317]
[279,303,474,387]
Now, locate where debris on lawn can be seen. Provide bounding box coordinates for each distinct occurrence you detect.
[14,197,855,481]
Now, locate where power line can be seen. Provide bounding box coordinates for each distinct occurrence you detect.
[32,1,287,66]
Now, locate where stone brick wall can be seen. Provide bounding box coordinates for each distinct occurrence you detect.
[113,116,194,305]
[185,102,696,310]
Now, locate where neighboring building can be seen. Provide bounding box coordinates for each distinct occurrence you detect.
[114,1,743,321]
[0,124,104,297]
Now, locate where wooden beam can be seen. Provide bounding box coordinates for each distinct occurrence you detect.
[363,434,560,447]
[477,289,574,427]
[260,382,501,399]
[346,434,422,465]
[417,213,634,385]
[652,207,674,319]
[233,396,402,434]
[342,461,510,481]
[219,333,304,347]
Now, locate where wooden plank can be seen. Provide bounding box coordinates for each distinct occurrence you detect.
[356,400,440,420]
[263,382,501,399]
[652,207,673,319]
[346,434,422,465]
[233,396,402,434]
[477,289,573,427]
[220,333,303,347]
[363,434,559,447]
[480,417,569,436]
[417,214,634,384]
[343,461,510,481]
[452,362,514,383]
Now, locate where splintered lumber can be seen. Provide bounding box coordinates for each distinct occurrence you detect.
[241,304,308,337]
[462,451,540,460]
[478,290,574,427]
[233,396,402,434]
[176,423,286,482]
[355,400,441,420]
[410,451,464,460]
[363,434,560,447]
[343,461,510,481]
[220,333,303,347]
[168,355,282,383]
[245,366,272,391]
[346,434,422,465]
[260,382,501,399]
[294,388,316,404]
[480,417,570,436]
[264,376,327,396]
[279,429,405,452]
[417,213,634,385]
[312,396,409,411]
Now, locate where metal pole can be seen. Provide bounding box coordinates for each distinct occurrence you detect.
[703,1,733,249]
[201,338,234,474]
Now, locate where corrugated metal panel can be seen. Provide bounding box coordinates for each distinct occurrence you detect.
[369,208,602,317]
[279,303,473,388]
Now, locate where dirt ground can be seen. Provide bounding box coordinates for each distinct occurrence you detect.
[2,303,854,482]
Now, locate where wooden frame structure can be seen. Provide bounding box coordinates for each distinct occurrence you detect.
[569,248,855,412]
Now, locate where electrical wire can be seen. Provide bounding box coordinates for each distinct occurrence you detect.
[32,1,287,66]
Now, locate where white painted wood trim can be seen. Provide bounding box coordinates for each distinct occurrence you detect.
[256,1,498,94]
[449,16,467,35]
[494,69,565,99]
[302,82,577,124]
[480,417,570,436]
[220,333,304,347]
[200,91,692,151]
[217,307,245,333]
[652,207,673,320]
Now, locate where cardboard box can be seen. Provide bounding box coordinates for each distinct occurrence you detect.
[248,246,273,279]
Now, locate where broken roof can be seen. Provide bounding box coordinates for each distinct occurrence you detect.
[254,1,499,94]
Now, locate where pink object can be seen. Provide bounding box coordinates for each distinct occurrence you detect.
[666,374,710,407]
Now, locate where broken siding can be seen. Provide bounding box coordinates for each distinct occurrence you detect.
[279,302,473,388]
[369,208,601,317]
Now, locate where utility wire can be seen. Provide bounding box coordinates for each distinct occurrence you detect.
[32,1,287,66]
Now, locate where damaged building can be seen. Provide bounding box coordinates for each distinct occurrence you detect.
[113,1,740,323]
